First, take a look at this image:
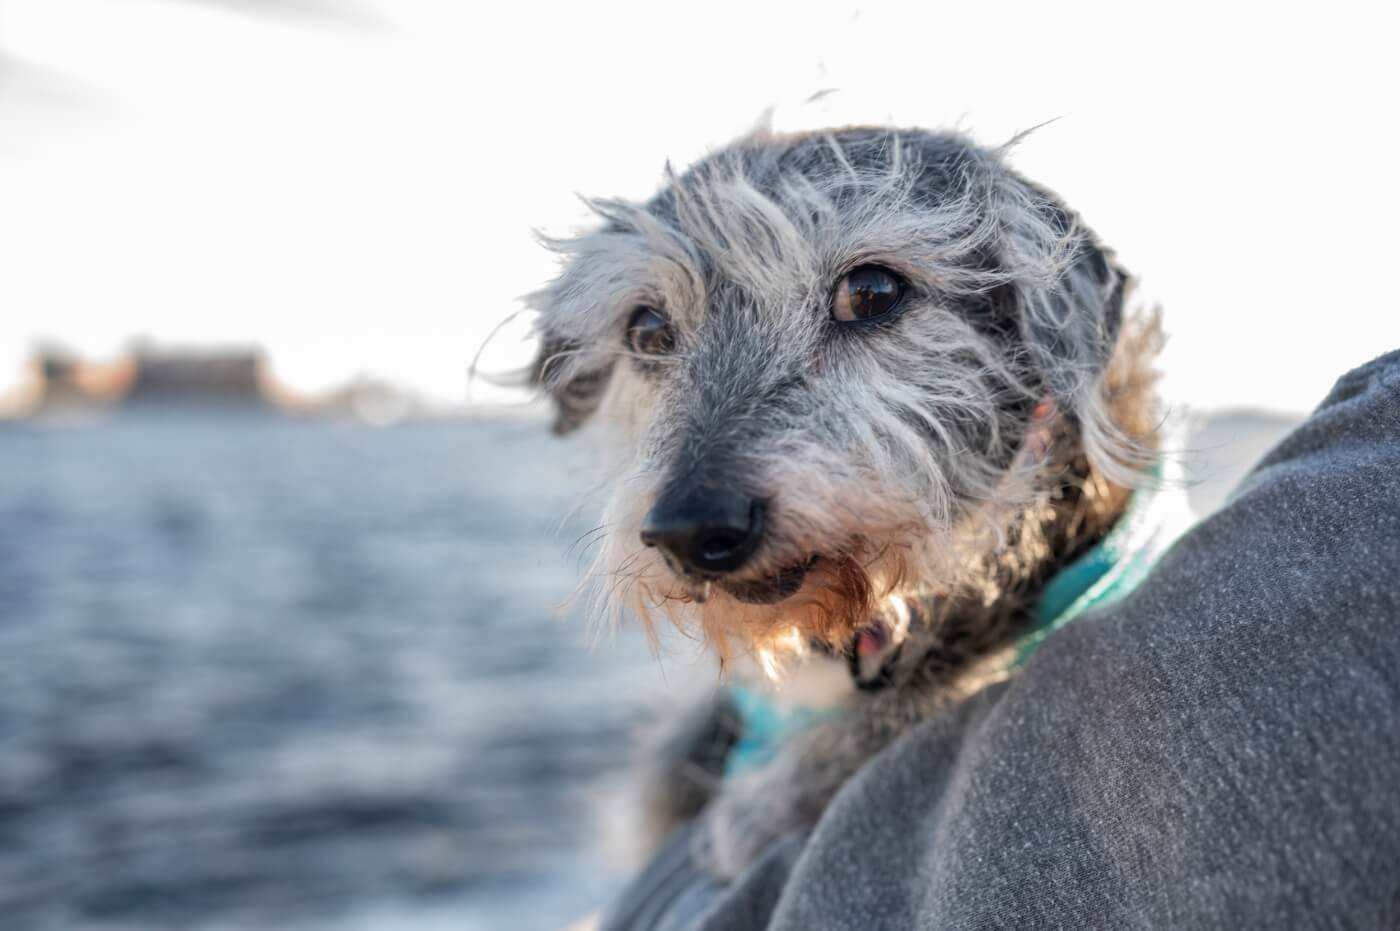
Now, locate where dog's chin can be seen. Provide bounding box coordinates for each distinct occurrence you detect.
[719,557,817,605]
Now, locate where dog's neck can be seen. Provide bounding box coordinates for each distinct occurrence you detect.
[726,430,1138,712]
[877,313,1164,696]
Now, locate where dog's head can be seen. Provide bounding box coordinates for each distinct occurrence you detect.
[531,127,1139,657]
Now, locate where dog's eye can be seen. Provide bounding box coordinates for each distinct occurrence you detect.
[626,306,675,356]
[832,266,906,323]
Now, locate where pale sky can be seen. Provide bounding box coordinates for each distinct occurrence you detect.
[2,1,1396,411]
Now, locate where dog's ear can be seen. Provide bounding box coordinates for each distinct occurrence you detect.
[529,328,614,436]
[1003,194,1127,411]
[528,193,679,436]
[529,194,687,435]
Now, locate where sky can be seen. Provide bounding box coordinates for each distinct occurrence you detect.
[1,1,1397,411]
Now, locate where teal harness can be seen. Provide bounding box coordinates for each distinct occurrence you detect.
[724,472,1184,779]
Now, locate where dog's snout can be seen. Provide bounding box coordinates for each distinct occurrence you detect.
[640,491,764,575]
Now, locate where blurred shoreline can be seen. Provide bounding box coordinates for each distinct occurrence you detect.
[0,343,537,426]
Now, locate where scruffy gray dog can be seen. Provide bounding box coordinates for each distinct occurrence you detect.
[530,126,1161,877]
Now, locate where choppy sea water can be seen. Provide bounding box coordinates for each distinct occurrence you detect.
[0,411,672,931]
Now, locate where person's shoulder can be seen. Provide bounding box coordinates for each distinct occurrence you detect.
[1022,348,1400,722]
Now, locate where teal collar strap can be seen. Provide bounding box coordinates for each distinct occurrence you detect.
[1012,463,1184,666]
[724,684,843,778]
[724,465,1188,779]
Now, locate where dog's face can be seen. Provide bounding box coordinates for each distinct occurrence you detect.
[532,128,1126,656]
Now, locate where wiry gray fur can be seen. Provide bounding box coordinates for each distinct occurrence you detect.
[529,126,1159,877]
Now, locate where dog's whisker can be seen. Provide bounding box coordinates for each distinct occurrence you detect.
[565,523,610,557]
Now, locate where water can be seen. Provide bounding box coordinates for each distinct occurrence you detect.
[0,412,669,930]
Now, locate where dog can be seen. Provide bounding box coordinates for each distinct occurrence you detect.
[529,125,1163,878]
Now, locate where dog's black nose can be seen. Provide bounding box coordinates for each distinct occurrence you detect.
[640,491,764,575]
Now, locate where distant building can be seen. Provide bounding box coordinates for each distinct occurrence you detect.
[22,348,122,418]
[123,346,270,407]
[5,342,424,422]
[37,352,88,408]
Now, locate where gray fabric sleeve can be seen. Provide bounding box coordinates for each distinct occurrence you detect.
[602,349,1400,931]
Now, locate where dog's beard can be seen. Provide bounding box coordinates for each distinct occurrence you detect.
[591,495,964,662]
[586,440,1055,662]
[609,545,902,661]
[585,467,919,658]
